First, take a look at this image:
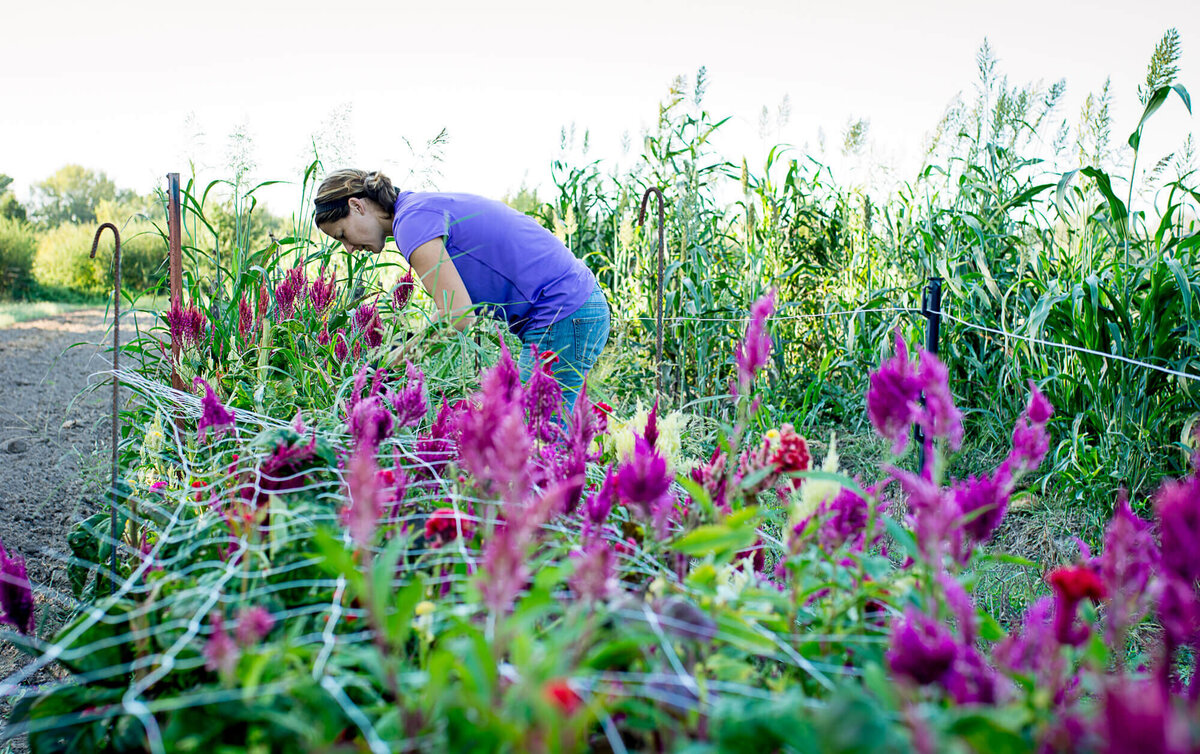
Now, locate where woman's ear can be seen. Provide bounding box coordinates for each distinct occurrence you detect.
[348,197,365,215]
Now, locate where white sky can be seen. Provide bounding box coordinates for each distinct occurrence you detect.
[1,0,1195,217]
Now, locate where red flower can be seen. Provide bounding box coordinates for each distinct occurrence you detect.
[769,424,811,489]
[543,679,583,714]
[424,508,474,546]
[1047,564,1105,646]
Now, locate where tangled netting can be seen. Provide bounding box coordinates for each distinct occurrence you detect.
[0,359,883,754]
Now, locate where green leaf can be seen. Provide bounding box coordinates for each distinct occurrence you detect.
[1080,166,1128,231]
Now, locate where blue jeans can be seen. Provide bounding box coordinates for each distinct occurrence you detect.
[518,282,610,413]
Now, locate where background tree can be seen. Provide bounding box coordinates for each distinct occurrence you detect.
[30,165,134,227]
[0,173,26,222]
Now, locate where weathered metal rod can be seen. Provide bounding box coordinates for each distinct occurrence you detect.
[637,187,666,400]
[90,223,121,593]
[167,173,184,393]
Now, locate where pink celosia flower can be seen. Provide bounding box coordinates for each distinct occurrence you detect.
[353,302,384,349]
[892,466,965,564]
[867,330,924,453]
[203,612,239,676]
[317,325,331,346]
[1098,491,1158,644]
[941,644,997,705]
[347,395,393,452]
[734,289,776,393]
[308,267,337,314]
[388,360,428,429]
[994,597,1068,702]
[615,436,674,527]
[195,377,236,443]
[1154,472,1200,585]
[392,269,417,311]
[1156,574,1200,653]
[1047,563,1105,646]
[334,328,349,361]
[413,397,464,479]
[917,349,963,449]
[1100,679,1180,754]
[1008,380,1054,473]
[690,447,730,513]
[0,539,35,635]
[583,467,618,542]
[234,606,275,646]
[275,266,307,320]
[524,345,564,444]
[481,480,571,612]
[237,296,253,338]
[952,463,1012,544]
[424,508,475,546]
[342,440,383,546]
[459,345,531,497]
[570,541,616,602]
[886,607,958,686]
[818,487,870,551]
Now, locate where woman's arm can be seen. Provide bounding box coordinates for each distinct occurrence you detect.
[407,237,476,331]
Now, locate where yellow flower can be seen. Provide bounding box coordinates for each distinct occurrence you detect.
[415,601,435,617]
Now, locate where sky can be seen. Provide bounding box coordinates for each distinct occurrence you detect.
[1,0,1195,218]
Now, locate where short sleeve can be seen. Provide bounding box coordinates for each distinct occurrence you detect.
[392,209,449,260]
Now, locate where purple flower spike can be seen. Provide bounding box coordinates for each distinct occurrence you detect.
[389,361,428,429]
[275,266,307,320]
[347,395,394,451]
[524,351,564,443]
[953,464,1012,544]
[237,296,253,338]
[1099,491,1158,642]
[1008,380,1054,473]
[615,436,674,524]
[917,349,962,449]
[867,330,924,453]
[734,289,776,393]
[203,612,239,676]
[570,541,616,602]
[334,329,349,361]
[343,440,383,546]
[308,267,337,314]
[392,269,417,311]
[0,539,36,635]
[195,378,236,443]
[234,606,275,646]
[1154,472,1200,585]
[886,607,958,686]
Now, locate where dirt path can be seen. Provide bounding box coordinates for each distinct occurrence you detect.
[0,308,127,749]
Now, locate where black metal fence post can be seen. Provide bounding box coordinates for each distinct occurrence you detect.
[91,224,121,594]
[637,187,666,402]
[916,277,943,472]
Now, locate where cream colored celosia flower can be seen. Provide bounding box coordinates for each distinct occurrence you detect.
[790,432,840,527]
[412,600,436,643]
[607,401,687,471]
[714,559,753,606]
[141,410,165,461]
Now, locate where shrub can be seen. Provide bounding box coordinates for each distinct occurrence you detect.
[0,216,37,298]
[32,222,165,297]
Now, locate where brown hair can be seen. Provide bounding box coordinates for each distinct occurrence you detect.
[313,169,398,225]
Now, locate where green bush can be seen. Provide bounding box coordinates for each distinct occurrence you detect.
[0,216,37,298]
[33,222,165,297]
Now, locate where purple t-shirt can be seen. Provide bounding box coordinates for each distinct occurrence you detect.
[391,192,595,338]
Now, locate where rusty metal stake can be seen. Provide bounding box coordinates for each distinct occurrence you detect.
[637,187,666,400]
[90,224,121,594]
[167,173,184,393]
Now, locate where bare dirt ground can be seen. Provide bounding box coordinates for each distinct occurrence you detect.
[0,309,127,751]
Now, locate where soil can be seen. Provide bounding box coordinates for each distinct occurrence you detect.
[0,309,130,751]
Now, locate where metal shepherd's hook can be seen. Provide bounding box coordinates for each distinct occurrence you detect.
[91,223,121,594]
[637,187,666,400]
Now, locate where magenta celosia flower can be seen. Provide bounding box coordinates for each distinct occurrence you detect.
[234,606,275,646]
[343,440,383,546]
[952,464,1012,544]
[308,267,337,314]
[941,644,997,705]
[887,607,958,686]
[892,465,965,563]
[165,300,208,349]
[917,349,963,449]
[1098,492,1159,644]
[524,347,564,443]
[275,266,307,320]
[819,487,871,551]
[203,612,239,676]
[460,404,531,498]
[994,598,1069,703]
[481,341,523,405]
[734,289,776,393]
[413,397,463,480]
[353,302,384,349]
[347,395,394,451]
[583,467,618,544]
[0,539,35,635]
[1008,380,1055,473]
[334,328,349,361]
[1157,574,1200,652]
[570,541,616,602]
[195,377,236,443]
[690,447,730,513]
[1047,564,1105,646]
[480,480,569,612]
[237,296,253,338]
[317,325,331,346]
[616,436,674,523]
[424,507,475,547]
[388,360,428,429]
[937,570,978,645]
[867,330,924,453]
[392,269,416,311]
[1154,472,1200,585]
[1100,679,1178,754]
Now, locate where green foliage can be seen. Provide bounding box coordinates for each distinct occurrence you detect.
[0,215,37,298]
[0,173,27,222]
[30,165,135,227]
[32,222,165,297]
